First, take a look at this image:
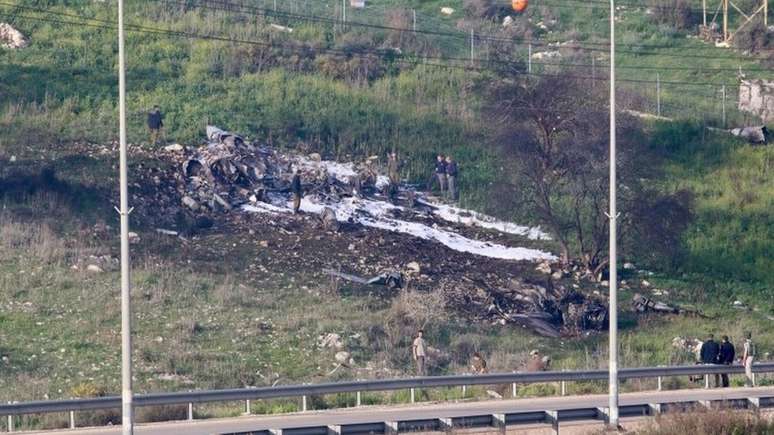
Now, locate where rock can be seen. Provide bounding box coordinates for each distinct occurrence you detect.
[440,7,455,15]
[9,155,15,162]
[318,333,344,350]
[623,262,635,270]
[503,16,514,27]
[641,280,651,287]
[320,207,339,232]
[308,153,322,162]
[182,196,199,211]
[535,261,552,274]
[551,270,564,280]
[128,232,140,244]
[600,280,609,287]
[0,23,28,49]
[259,240,269,248]
[163,143,184,152]
[86,264,103,274]
[486,390,503,399]
[334,351,351,365]
[405,261,421,274]
[732,300,749,310]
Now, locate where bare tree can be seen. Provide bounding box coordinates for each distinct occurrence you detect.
[484,73,672,274]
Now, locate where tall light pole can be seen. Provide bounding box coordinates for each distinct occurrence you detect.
[117,0,134,432]
[608,0,619,429]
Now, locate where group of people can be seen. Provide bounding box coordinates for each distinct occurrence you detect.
[411,330,550,377]
[699,332,757,387]
[433,154,459,201]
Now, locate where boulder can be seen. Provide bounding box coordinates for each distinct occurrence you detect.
[86,264,103,274]
[182,196,199,211]
[164,143,184,152]
[0,23,28,49]
[405,261,421,274]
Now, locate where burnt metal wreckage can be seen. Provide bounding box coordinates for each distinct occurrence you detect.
[173,126,611,337]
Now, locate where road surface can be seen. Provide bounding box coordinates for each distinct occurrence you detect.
[26,387,774,435]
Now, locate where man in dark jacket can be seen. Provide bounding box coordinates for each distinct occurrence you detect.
[147,106,164,145]
[700,334,721,387]
[434,154,447,194]
[445,155,458,201]
[291,169,302,214]
[718,335,735,388]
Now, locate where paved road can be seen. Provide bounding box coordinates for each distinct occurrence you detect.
[26,387,774,435]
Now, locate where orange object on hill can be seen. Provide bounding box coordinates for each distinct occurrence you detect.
[512,0,528,13]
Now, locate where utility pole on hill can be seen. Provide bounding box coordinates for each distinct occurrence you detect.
[117,0,134,432]
[608,0,619,429]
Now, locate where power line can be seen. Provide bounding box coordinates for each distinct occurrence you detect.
[0,9,746,88]
[164,0,774,60]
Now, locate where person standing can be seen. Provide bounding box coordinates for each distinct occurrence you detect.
[470,352,488,374]
[434,154,447,195]
[412,330,427,376]
[700,334,720,387]
[445,155,458,201]
[387,152,400,200]
[147,106,164,145]
[742,332,756,387]
[718,335,735,388]
[291,169,303,214]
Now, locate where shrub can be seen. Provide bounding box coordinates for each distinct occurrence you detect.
[647,0,699,31]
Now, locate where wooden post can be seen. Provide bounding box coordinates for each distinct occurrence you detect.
[703,0,707,26]
[723,0,729,41]
[764,0,768,26]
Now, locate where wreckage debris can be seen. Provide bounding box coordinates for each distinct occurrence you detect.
[442,278,608,337]
[325,269,404,290]
[631,293,705,317]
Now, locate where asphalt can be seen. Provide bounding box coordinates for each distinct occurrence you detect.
[25,387,774,435]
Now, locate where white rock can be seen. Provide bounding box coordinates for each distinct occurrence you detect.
[128,232,140,244]
[86,264,103,273]
[9,155,15,162]
[0,23,28,49]
[641,280,651,287]
[334,351,351,364]
[406,261,421,274]
[308,153,322,162]
[319,333,344,349]
[536,261,552,274]
[164,143,184,152]
[623,262,635,270]
[182,196,199,210]
[440,7,455,15]
[551,270,564,280]
[503,16,514,27]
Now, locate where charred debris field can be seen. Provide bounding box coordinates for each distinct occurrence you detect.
[0,128,771,406]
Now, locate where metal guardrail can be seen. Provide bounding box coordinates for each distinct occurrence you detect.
[2,363,773,431]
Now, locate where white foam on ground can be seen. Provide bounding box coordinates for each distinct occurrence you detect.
[431,203,551,240]
[243,197,556,262]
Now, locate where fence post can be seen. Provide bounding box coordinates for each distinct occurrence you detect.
[657,375,663,391]
[302,395,308,412]
[69,410,76,429]
[656,72,661,117]
[6,414,12,433]
[461,385,466,398]
[721,85,727,127]
[356,391,361,407]
[188,402,194,420]
[244,399,251,415]
[470,29,475,63]
[410,388,415,403]
[512,382,517,398]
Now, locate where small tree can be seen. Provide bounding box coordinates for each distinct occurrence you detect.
[484,73,689,274]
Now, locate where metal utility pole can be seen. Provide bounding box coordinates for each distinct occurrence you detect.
[342,0,346,30]
[607,0,619,429]
[703,0,707,27]
[117,0,133,433]
[656,72,661,117]
[764,0,768,27]
[723,0,729,41]
[528,43,532,74]
[412,9,416,32]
